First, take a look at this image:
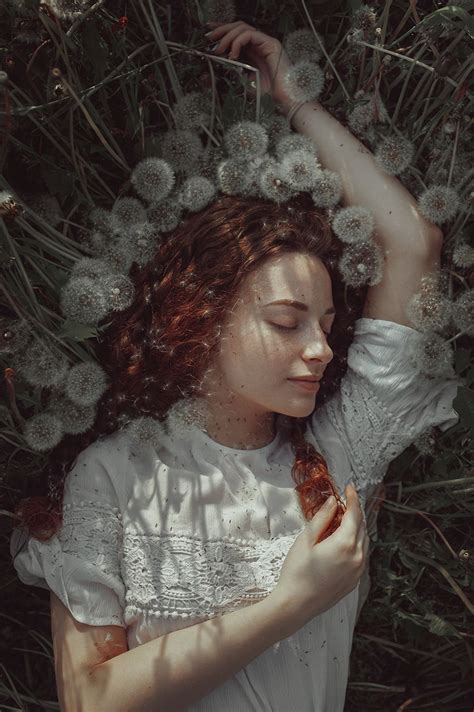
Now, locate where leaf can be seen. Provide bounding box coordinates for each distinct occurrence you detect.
[58,319,100,342]
[81,19,109,82]
[425,613,461,638]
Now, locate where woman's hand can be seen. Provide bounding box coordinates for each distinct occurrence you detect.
[205,21,293,109]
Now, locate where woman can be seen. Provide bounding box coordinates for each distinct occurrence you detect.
[10,21,460,712]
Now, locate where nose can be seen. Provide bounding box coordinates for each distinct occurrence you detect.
[302,333,334,366]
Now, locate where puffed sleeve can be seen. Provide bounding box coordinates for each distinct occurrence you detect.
[309,318,464,504]
[10,436,126,627]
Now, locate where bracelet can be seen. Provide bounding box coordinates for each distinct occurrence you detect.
[286,100,307,125]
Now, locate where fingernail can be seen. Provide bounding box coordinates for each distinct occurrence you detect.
[325,496,335,507]
[204,30,214,36]
[208,41,219,52]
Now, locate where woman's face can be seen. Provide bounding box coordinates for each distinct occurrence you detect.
[199,252,335,448]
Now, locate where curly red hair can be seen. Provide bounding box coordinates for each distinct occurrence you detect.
[13,192,366,542]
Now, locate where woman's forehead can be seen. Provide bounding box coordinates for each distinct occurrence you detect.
[245,253,332,304]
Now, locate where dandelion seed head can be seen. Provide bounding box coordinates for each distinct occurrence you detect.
[275,133,317,160]
[352,5,378,31]
[347,92,389,137]
[413,428,438,456]
[331,205,374,244]
[452,240,474,269]
[173,91,211,130]
[66,361,108,406]
[284,28,324,64]
[406,276,453,333]
[124,416,166,450]
[165,397,209,439]
[131,157,175,204]
[71,257,115,281]
[375,134,415,176]
[118,222,160,269]
[161,130,203,172]
[179,176,217,213]
[101,273,135,312]
[0,318,32,355]
[25,192,63,228]
[198,145,227,182]
[258,159,295,203]
[261,114,291,151]
[101,242,135,274]
[280,148,320,190]
[147,198,183,233]
[111,197,147,230]
[311,169,343,208]
[338,242,384,288]
[282,61,325,103]
[87,206,114,235]
[224,121,269,160]
[24,412,64,452]
[452,289,474,336]
[409,332,456,379]
[217,158,254,195]
[47,391,96,435]
[418,185,460,225]
[17,339,70,389]
[60,276,109,323]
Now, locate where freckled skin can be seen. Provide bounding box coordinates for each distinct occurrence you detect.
[198,252,335,449]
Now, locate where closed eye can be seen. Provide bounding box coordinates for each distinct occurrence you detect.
[271,323,331,336]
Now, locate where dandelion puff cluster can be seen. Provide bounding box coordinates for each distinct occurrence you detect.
[16,339,69,388]
[338,242,384,288]
[118,222,159,269]
[198,145,227,182]
[284,28,324,64]
[111,197,147,229]
[161,130,203,172]
[280,149,321,190]
[24,412,64,452]
[173,92,211,130]
[451,289,474,336]
[47,392,96,435]
[26,193,63,228]
[66,361,108,406]
[0,318,32,355]
[131,158,175,204]
[217,159,254,195]
[406,275,453,333]
[258,159,295,203]
[179,176,217,212]
[101,274,135,312]
[124,416,165,450]
[348,92,389,137]
[147,199,183,233]
[276,133,318,160]
[311,169,343,208]
[60,277,109,323]
[331,205,374,244]
[375,134,415,176]
[282,61,325,103]
[353,4,378,31]
[224,121,269,160]
[202,0,236,23]
[409,333,456,379]
[418,184,460,225]
[452,239,474,269]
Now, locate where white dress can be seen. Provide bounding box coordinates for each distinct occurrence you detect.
[10,318,462,712]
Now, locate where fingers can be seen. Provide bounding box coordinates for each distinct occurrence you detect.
[337,482,363,541]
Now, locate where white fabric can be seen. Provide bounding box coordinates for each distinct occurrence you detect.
[10,318,462,712]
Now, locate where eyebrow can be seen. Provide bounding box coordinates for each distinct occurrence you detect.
[264,299,336,315]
